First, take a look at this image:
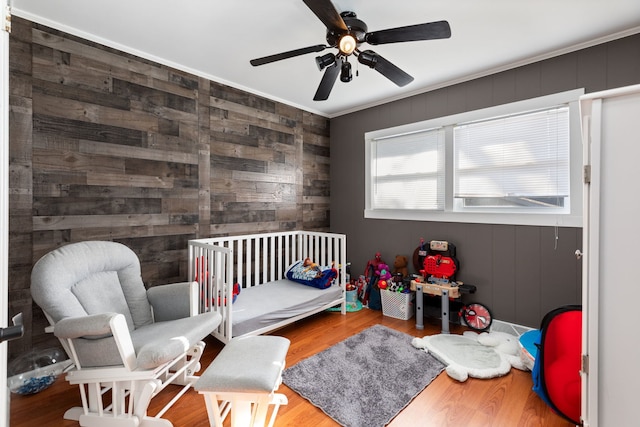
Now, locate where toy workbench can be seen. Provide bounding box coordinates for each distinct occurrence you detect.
[411,277,476,333]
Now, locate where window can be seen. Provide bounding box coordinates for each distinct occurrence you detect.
[370,127,445,210]
[454,107,569,210]
[364,89,584,227]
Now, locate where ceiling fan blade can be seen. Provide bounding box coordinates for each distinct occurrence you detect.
[313,57,342,101]
[366,20,451,45]
[357,50,414,87]
[303,0,348,33]
[250,44,327,66]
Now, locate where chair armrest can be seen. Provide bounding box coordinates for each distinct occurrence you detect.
[55,313,137,370]
[147,281,199,321]
[54,313,120,339]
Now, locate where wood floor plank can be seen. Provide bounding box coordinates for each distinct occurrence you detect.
[9,308,574,427]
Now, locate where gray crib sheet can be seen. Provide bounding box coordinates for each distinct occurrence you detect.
[231,279,342,337]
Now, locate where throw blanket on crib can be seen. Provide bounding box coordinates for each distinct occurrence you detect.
[286,260,337,289]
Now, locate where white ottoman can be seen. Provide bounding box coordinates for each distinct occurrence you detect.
[195,336,290,427]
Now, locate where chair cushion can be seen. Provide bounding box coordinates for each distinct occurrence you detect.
[31,241,154,331]
[63,311,222,369]
[132,311,221,370]
[73,271,135,329]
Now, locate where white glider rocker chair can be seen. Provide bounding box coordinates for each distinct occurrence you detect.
[31,241,222,427]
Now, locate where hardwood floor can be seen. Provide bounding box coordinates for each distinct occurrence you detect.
[9,309,574,427]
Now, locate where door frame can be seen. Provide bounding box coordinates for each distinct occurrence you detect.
[1,1,11,422]
[580,96,602,427]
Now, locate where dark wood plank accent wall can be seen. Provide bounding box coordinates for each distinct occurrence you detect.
[7,17,330,359]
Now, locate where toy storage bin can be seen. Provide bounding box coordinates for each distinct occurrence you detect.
[381,289,415,320]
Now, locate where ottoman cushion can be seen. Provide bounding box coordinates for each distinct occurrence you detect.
[196,336,290,393]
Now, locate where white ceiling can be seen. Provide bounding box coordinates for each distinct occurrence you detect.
[10,0,640,118]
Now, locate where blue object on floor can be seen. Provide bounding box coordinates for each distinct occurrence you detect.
[519,329,540,370]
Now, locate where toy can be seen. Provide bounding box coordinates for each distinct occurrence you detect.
[411,330,528,382]
[8,348,68,395]
[344,280,360,310]
[214,282,241,306]
[392,255,409,278]
[376,265,391,290]
[355,275,367,300]
[375,263,392,281]
[363,253,386,309]
[364,252,384,276]
[411,240,494,334]
[376,263,392,280]
[196,256,241,306]
[303,257,322,277]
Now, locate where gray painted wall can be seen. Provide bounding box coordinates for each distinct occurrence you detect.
[330,33,640,327]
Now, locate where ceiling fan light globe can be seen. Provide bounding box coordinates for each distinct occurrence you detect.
[316,53,336,71]
[338,35,357,55]
[340,61,352,82]
[357,50,378,68]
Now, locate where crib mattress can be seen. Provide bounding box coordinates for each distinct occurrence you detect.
[231,279,343,337]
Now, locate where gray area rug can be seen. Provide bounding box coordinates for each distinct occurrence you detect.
[282,324,445,427]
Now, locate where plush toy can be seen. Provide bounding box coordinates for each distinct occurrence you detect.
[375,263,392,290]
[303,257,322,277]
[375,263,392,280]
[411,330,528,382]
[393,255,409,278]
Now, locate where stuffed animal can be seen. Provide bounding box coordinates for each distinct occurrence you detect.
[303,257,322,277]
[375,263,392,280]
[375,263,392,290]
[476,330,527,371]
[393,255,409,278]
[411,330,528,382]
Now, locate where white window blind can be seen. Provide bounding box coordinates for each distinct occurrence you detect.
[371,128,445,210]
[453,106,569,208]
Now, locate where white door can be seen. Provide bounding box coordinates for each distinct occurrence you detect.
[580,84,640,427]
[580,91,601,427]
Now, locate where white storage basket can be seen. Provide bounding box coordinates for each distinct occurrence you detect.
[380,289,415,320]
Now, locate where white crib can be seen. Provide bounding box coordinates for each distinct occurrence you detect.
[188,231,347,343]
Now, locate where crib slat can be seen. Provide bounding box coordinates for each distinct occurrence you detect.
[268,236,274,283]
[240,239,247,288]
[315,236,321,265]
[276,235,282,281]
[263,236,268,284]
[253,237,259,287]
[300,234,307,261]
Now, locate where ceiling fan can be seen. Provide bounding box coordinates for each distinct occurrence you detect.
[249,0,451,101]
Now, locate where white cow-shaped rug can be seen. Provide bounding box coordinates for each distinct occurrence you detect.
[412,331,528,382]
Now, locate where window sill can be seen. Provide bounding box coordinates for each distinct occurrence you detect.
[364,209,582,227]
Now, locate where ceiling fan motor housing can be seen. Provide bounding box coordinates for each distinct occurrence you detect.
[326,11,368,50]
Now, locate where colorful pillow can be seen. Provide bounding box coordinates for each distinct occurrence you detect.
[285,259,337,289]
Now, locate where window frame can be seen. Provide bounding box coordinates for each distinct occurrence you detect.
[364,89,584,227]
